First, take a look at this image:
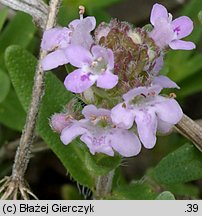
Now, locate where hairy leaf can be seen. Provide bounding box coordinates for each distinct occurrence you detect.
[0,12,36,67]
[152,143,202,184]
[0,89,26,131]
[109,181,157,200]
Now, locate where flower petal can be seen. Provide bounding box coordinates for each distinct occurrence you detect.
[65,45,92,68]
[41,49,69,71]
[150,3,169,26]
[70,17,96,49]
[81,17,96,32]
[41,27,70,51]
[64,69,95,93]
[154,97,183,124]
[60,124,86,145]
[80,133,114,156]
[91,46,114,69]
[157,119,173,134]
[68,19,80,29]
[96,71,118,89]
[82,104,111,119]
[149,19,174,48]
[172,16,194,39]
[134,109,157,149]
[111,103,135,129]
[151,55,164,76]
[123,85,162,102]
[69,17,96,32]
[152,75,180,89]
[169,40,196,50]
[108,129,141,157]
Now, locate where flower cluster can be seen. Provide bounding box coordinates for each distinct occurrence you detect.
[42,4,195,157]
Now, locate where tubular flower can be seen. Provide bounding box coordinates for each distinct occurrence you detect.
[111,85,183,149]
[149,3,195,50]
[60,105,141,157]
[64,45,118,93]
[41,16,96,70]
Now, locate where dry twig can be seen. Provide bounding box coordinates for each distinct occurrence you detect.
[0,0,62,200]
[0,0,48,29]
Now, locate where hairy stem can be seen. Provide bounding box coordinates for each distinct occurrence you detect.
[11,0,62,181]
[95,170,115,199]
[175,113,202,151]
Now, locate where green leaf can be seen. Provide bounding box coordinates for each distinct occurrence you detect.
[0,69,10,102]
[166,184,199,198]
[109,181,157,200]
[155,191,175,200]
[0,12,36,67]
[5,45,96,188]
[61,184,84,200]
[85,153,121,176]
[152,143,202,185]
[0,7,8,31]
[0,89,26,131]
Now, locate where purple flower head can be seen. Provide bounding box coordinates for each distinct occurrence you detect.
[64,45,118,93]
[41,16,96,71]
[149,3,195,50]
[111,85,183,149]
[60,105,141,157]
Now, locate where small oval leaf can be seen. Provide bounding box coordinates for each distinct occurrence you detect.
[156,191,175,200]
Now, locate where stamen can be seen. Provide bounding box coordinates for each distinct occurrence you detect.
[97,57,103,62]
[122,103,127,108]
[140,93,147,98]
[169,93,176,98]
[101,68,105,73]
[90,115,97,121]
[79,5,85,20]
[148,91,156,97]
[91,61,98,67]
[101,115,108,121]
[65,115,74,121]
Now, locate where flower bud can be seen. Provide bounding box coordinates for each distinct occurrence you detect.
[50,113,72,133]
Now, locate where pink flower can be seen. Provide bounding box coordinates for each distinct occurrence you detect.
[64,45,118,93]
[111,85,183,149]
[41,16,96,70]
[149,3,195,50]
[60,105,141,157]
